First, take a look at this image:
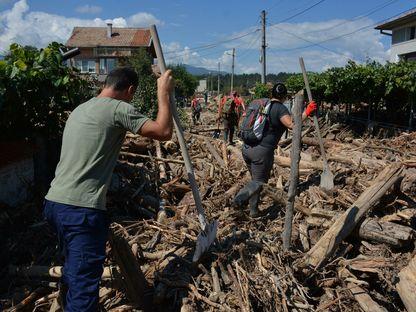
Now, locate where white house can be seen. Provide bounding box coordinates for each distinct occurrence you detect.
[375,7,416,62]
[196,79,207,93]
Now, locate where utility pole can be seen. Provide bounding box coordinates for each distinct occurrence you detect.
[217,62,221,104]
[261,10,266,84]
[231,48,235,93]
[208,72,211,95]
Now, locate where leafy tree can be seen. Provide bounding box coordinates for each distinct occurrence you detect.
[253,83,270,99]
[120,48,158,119]
[0,42,93,139]
[168,64,198,99]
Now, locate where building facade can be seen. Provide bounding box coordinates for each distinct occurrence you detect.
[66,23,156,80]
[376,8,416,62]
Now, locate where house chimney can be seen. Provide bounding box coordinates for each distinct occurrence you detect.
[106,23,112,38]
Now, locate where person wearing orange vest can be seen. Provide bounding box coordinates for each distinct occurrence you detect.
[218,94,238,144]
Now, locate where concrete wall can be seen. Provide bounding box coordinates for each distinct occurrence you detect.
[196,79,207,93]
[0,158,34,206]
[390,21,416,62]
[390,39,416,61]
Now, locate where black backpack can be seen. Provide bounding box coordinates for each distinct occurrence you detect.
[238,98,272,144]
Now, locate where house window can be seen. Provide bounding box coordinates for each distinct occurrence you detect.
[392,26,416,44]
[99,58,117,74]
[75,59,96,73]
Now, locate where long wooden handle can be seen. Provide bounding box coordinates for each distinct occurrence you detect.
[150,25,207,229]
[299,57,329,168]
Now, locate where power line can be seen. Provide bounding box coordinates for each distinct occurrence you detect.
[163,29,260,57]
[267,22,353,60]
[302,0,400,35]
[267,15,390,53]
[167,30,260,63]
[268,0,327,25]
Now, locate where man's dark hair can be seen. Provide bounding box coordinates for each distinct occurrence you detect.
[271,82,287,99]
[104,67,138,91]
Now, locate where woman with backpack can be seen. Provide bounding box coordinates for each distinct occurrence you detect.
[233,83,317,217]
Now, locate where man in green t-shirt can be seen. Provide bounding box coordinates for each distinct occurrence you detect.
[43,67,174,311]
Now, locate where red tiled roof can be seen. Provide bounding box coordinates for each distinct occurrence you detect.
[66,27,152,47]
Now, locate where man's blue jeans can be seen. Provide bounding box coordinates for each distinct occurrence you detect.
[43,200,109,312]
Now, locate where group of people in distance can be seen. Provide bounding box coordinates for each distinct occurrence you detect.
[193,84,316,217]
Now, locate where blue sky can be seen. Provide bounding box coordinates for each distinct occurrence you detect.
[0,0,415,73]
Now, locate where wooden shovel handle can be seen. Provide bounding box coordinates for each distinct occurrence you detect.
[150,25,207,229]
[299,57,330,168]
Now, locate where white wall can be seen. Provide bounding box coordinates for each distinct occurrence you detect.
[196,79,207,93]
[390,39,416,62]
[0,159,34,206]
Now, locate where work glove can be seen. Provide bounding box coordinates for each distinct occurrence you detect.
[305,100,317,117]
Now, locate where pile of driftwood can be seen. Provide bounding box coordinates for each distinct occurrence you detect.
[2,108,416,311]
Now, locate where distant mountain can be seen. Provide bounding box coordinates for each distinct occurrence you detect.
[175,64,227,76]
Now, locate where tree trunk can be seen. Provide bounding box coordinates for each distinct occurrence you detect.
[301,165,403,269]
[109,225,149,309]
[397,254,416,312]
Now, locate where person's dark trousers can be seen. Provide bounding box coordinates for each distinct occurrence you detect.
[43,200,109,312]
[223,118,236,144]
[234,144,275,216]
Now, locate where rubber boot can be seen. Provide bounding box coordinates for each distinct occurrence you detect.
[233,181,263,208]
[248,191,261,218]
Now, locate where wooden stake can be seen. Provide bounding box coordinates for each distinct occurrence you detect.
[282,93,303,251]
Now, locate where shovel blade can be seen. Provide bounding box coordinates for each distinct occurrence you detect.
[192,220,218,262]
[320,168,334,191]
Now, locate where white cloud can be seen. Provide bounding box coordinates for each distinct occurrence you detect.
[75,4,102,14]
[0,0,163,52]
[128,12,163,27]
[165,18,389,74]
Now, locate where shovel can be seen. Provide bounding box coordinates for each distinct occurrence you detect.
[299,57,334,191]
[150,25,218,262]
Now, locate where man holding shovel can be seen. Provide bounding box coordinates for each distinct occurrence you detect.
[43,67,174,311]
[233,83,316,217]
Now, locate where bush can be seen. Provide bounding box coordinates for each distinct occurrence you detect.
[0,42,94,140]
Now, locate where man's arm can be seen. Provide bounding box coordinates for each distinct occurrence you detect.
[280,101,317,129]
[139,70,174,141]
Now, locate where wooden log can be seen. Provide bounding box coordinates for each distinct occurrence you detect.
[282,93,302,251]
[8,265,119,280]
[119,153,185,164]
[278,126,312,146]
[154,140,167,180]
[300,136,337,148]
[275,155,323,171]
[109,225,149,308]
[305,211,414,247]
[126,138,154,154]
[161,181,191,195]
[203,138,226,168]
[397,255,416,312]
[301,164,403,269]
[189,127,224,133]
[348,283,387,312]
[221,142,229,168]
[358,218,414,247]
[6,287,48,312]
